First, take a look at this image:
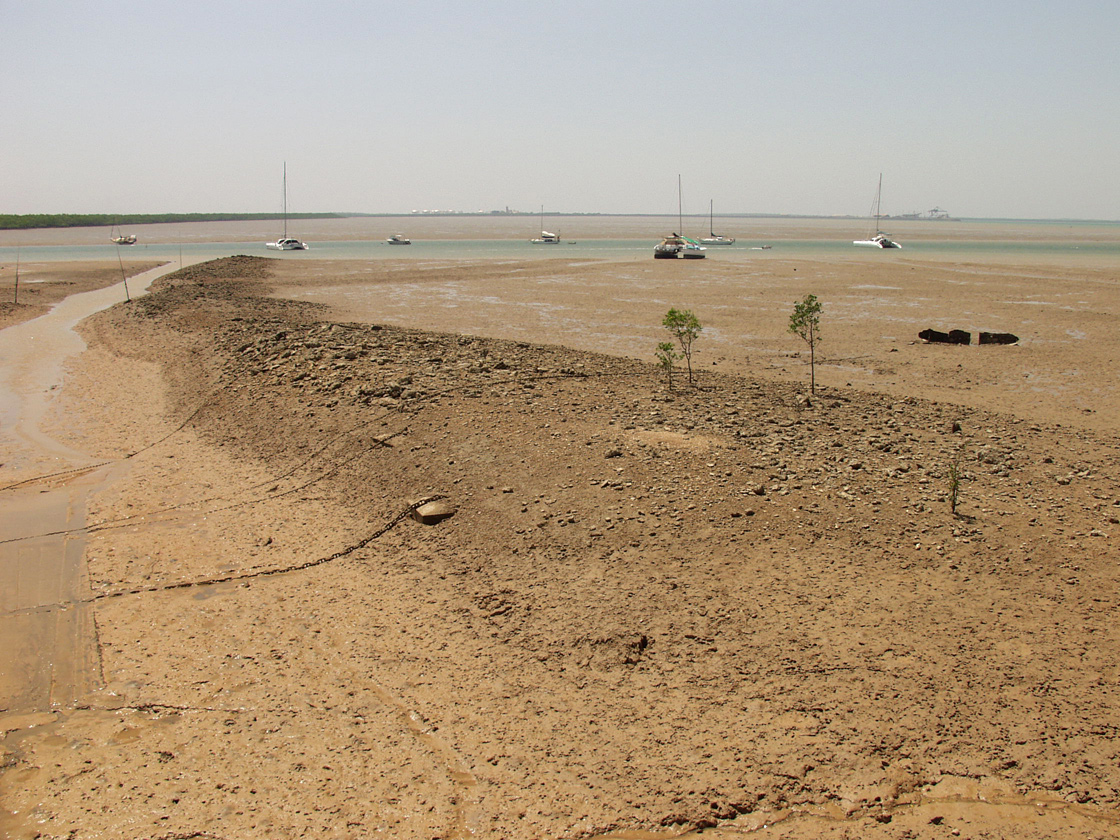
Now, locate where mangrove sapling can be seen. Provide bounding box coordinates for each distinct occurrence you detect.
[663,308,702,385]
[655,341,680,390]
[948,452,965,517]
[788,294,823,394]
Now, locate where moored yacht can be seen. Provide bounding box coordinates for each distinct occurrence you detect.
[267,237,309,251]
[699,200,735,245]
[654,233,706,259]
[853,174,901,249]
[854,231,901,249]
[265,162,309,251]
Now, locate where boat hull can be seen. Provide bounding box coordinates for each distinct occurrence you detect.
[854,234,901,249]
[266,238,309,251]
[654,234,706,259]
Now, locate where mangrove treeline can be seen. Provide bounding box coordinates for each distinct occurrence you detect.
[0,213,349,231]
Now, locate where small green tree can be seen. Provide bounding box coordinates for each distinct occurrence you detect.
[663,308,702,385]
[947,449,966,516]
[788,294,823,394]
[655,341,680,390]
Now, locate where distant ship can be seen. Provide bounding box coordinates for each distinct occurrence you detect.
[894,207,956,221]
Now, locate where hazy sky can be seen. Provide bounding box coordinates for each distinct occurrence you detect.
[4,0,1118,219]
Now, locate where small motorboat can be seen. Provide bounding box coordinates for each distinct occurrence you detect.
[386,234,411,245]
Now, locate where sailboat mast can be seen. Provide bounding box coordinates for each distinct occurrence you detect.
[678,174,683,235]
[710,199,714,237]
[282,162,289,239]
[875,172,883,230]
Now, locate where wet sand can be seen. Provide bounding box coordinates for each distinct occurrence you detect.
[0,261,162,330]
[1,248,1119,839]
[268,254,1120,436]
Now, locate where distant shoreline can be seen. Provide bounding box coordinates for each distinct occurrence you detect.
[0,212,347,232]
[2,211,1118,232]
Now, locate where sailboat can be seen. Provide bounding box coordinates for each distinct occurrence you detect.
[654,176,706,259]
[110,222,136,245]
[699,200,735,245]
[266,163,308,251]
[529,206,560,243]
[853,173,901,249]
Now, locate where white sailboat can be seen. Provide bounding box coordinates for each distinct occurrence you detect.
[266,163,308,251]
[699,200,735,245]
[529,205,560,243]
[854,173,901,249]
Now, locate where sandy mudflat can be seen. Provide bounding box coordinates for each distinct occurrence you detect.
[2,253,1119,839]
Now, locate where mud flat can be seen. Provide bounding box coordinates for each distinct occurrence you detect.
[1,255,1118,839]
[0,261,161,330]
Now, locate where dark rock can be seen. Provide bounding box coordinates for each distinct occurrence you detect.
[919,328,971,345]
[979,331,1019,345]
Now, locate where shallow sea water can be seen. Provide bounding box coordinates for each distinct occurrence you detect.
[2,215,1119,268]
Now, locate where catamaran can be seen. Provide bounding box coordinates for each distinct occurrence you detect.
[654,176,706,259]
[266,163,308,251]
[854,174,901,249]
